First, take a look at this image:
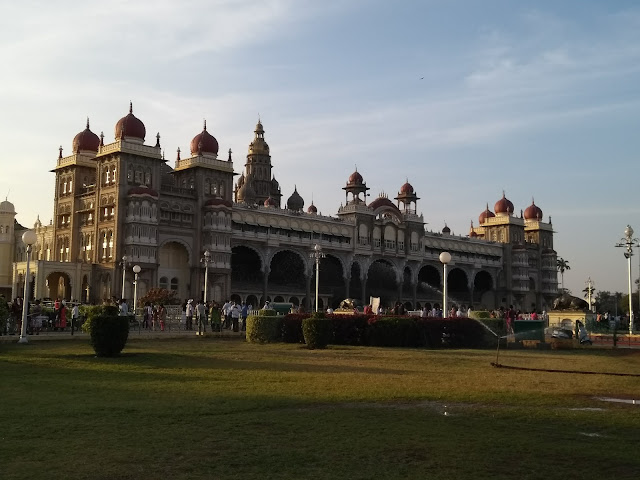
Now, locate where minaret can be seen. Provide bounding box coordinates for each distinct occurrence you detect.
[243,120,278,206]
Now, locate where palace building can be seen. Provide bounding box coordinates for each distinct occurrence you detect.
[7,104,558,311]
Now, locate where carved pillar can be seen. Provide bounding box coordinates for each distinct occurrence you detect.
[262,266,270,303]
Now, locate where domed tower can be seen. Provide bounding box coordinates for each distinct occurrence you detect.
[0,199,16,297]
[115,102,146,144]
[394,180,419,214]
[342,169,370,206]
[241,120,279,206]
[236,174,257,205]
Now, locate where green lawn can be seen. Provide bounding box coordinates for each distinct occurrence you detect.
[1,338,639,480]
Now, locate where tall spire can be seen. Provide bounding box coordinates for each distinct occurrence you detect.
[129,101,133,114]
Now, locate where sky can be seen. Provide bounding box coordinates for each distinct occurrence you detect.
[1,0,640,298]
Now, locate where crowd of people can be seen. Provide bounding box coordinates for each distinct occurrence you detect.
[0,295,81,335]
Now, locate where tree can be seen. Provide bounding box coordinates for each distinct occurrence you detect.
[556,258,570,290]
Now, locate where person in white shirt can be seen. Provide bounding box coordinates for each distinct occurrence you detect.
[185,299,194,330]
[231,302,241,332]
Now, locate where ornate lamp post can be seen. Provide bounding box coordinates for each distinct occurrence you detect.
[439,252,451,318]
[201,250,211,304]
[120,255,128,299]
[615,225,638,334]
[310,244,325,312]
[132,265,141,317]
[585,277,595,312]
[18,230,37,344]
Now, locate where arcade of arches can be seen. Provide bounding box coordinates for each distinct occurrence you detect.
[229,246,496,310]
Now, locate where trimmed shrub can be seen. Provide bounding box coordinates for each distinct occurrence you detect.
[331,314,371,345]
[282,314,306,343]
[367,316,422,347]
[258,309,277,317]
[246,314,282,343]
[81,305,118,334]
[89,313,129,357]
[469,310,491,320]
[302,312,333,349]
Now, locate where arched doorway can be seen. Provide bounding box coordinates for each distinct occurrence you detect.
[417,264,440,299]
[366,259,398,308]
[474,270,494,309]
[46,272,71,301]
[158,242,190,300]
[268,249,306,306]
[448,268,469,308]
[315,254,345,309]
[231,246,263,300]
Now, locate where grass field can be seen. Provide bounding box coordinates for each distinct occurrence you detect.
[2,338,639,480]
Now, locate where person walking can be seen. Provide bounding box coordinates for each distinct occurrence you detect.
[240,302,248,331]
[157,304,167,332]
[185,299,194,331]
[196,300,207,335]
[71,302,79,335]
[231,301,241,332]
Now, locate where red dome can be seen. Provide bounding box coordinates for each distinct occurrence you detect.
[469,231,478,238]
[264,196,277,207]
[204,197,232,208]
[190,120,219,156]
[127,185,158,198]
[307,203,317,214]
[494,192,514,215]
[524,200,543,220]
[442,224,451,234]
[369,196,401,214]
[72,119,100,153]
[348,170,364,185]
[478,204,495,224]
[399,181,414,194]
[115,102,146,141]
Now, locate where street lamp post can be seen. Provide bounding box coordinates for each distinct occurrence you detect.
[439,252,451,318]
[310,244,325,312]
[615,225,638,334]
[585,277,595,312]
[132,265,141,318]
[18,230,37,344]
[201,250,211,304]
[120,255,128,300]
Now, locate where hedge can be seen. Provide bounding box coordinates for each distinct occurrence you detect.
[246,314,282,343]
[302,313,333,349]
[89,313,129,357]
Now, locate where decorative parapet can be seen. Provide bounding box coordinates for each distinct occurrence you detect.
[174,154,234,172]
[98,140,162,159]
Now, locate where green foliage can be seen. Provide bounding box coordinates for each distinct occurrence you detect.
[367,316,421,347]
[330,314,370,345]
[302,316,333,349]
[246,315,282,343]
[89,314,129,357]
[469,310,491,320]
[81,305,119,334]
[258,309,277,317]
[282,314,305,343]
[138,288,180,306]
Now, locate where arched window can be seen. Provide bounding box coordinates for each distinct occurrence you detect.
[204,179,210,195]
[108,230,114,258]
[111,166,117,183]
[105,167,110,185]
[69,178,73,192]
[145,169,151,185]
[170,277,178,291]
[127,167,133,183]
[159,277,168,289]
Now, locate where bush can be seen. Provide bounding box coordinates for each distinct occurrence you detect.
[469,310,491,320]
[302,312,333,349]
[282,314,306,343]
[246,314,282,343]
[81,305,118,334]
[89,313,129,357]
[331,314,371,345]
[138,288,180,306]
[367,316,422,347]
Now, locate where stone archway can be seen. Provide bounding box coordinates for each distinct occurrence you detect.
[46,272,72,301]
[366,259,398,308]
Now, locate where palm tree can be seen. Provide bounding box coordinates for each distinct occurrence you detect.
[556,257,570,290]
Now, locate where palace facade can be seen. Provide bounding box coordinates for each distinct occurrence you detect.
[7,104,558,311]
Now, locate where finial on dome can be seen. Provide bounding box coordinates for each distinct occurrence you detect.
[58,146,63,159]
[129,101,133,114]
[99,131,104,146]
[162,149,165,160]
[86,117,90,129]
[228,148,232,162]
[520,209,523,218]
[176,147,181,161]
[156,132,160,148]
[203,119,207,131]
